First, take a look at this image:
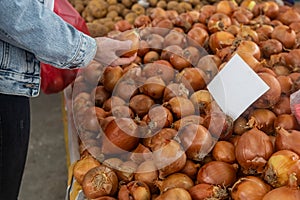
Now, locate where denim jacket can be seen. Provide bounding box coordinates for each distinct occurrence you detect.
[0,0,96,97]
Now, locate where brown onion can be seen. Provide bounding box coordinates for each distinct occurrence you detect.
[230,176,271,200]
[129,94,155,118]
[247,108,276,134]
[203,112,234,140]
[142,60,175,84]
[235,127,274,174]
[118,181,151,200]
[139,76,165,99]
[264,150,300,188]
[176,68,207,92]
[143,105,173,132]
[271,25,296,49]
[263,185,300,200]
[73,155,101,184]
[116,161,137,183]
[207,13,232,33]
[152,139,187,179]
[253,72,281,108]
[82,165,118,199]
[260,39,283,58]
[272,95,291,115]
[274,114,300,130]
[155,173,194,193]
[275,127,300,156]
[163,83,189,102]
[209,31,235,54]
[179,124,214,161]
[164,96,195,119]
[190,90,213,115]
[197,161,237,187]
[212,141,236,164]
[102,118,139,155]
[277,7,300,26]
[189,183,228,200]
[180,159,200,180]
[172,115,204,131]
[134,160,158,193]
[142,128,177,150]
[155,188,192,200]
[233,116,249,135]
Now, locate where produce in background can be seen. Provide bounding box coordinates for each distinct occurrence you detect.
[67,0,300,199]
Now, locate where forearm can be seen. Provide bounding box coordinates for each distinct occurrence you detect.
[0,0,96,68]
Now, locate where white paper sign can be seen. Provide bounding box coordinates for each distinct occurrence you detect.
[207,54,270,120]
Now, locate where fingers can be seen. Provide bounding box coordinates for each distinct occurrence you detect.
[111,53,137,66]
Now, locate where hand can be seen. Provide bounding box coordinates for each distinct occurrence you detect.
[94,37,137,66]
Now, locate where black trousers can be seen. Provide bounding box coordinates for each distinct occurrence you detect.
[0,94,30,200]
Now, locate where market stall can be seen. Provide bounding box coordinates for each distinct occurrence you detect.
[62,0,300,199]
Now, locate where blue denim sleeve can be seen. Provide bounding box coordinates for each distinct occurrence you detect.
[0,0,96,69]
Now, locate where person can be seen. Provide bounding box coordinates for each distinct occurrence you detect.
[0,1,136,199]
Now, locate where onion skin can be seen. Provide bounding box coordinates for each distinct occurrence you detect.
[155,173,194,193]
[262,186,300,200]
[189,183,228,200]
[197,161,237,187]
[129,94,155,118]
[275,128,300,156]
[172,115,204,131]
[134,160,158,193]
[165,96,195,119]
[82,165,118,199]
[230,176,271,200]
[274,114,300,130]
[142,128,177,150]
[180,160,200,180]
[155,188,192,200]
[235,127,274,175]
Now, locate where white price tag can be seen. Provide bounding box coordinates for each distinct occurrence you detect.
[207,54,269,120]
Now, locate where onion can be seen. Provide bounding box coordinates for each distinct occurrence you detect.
[180,159,200,180]
[256,25,274,41]
[252,72,281,109]
[207,13,232,33]
[111,105,134,119]
[155,188,192,200]
[209,31,235,54]
[260,39,283,58]
[139,76,165,99]
[275,127,300,156]
[129,94,155,118]
[235,127,274,174]
[203,112,234,140]
[92,86,111,107]
[134,160,158,193]
[142,60,175,84]
[155,173,194,193]
[73,155,101,184]
[129,143,152,164]
[212,141,236,164]
[233,116,249,135]
[263,186,300,200]
[116,161,138,183]
[142,128,177,150]
[216,0,237,16]
[164,96,195,119]
[115,29,140,58]
[196,54,221,82]
[277,8,300,26]
[179,124,214,161]
[236,40,261,60]
[247,108,276,134]
[189,90,213,115]
[172,115,204,131]
[118,181,151,200]
[176,68,207,92]
[272,95,291,115]
[143,105,173,132]
[143,50,160,64]
[163,30,187,48]
[114,79,138,101]
[152,139,187,179]
[197,161,237,187]
[189,183,228,200]
[82,165,118,199]
[271,25,296,49]
[274,114,300,130]
[264,150,300,188]
[230,176,271,200]
[102,118,139,155]
[163,83,189,102]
